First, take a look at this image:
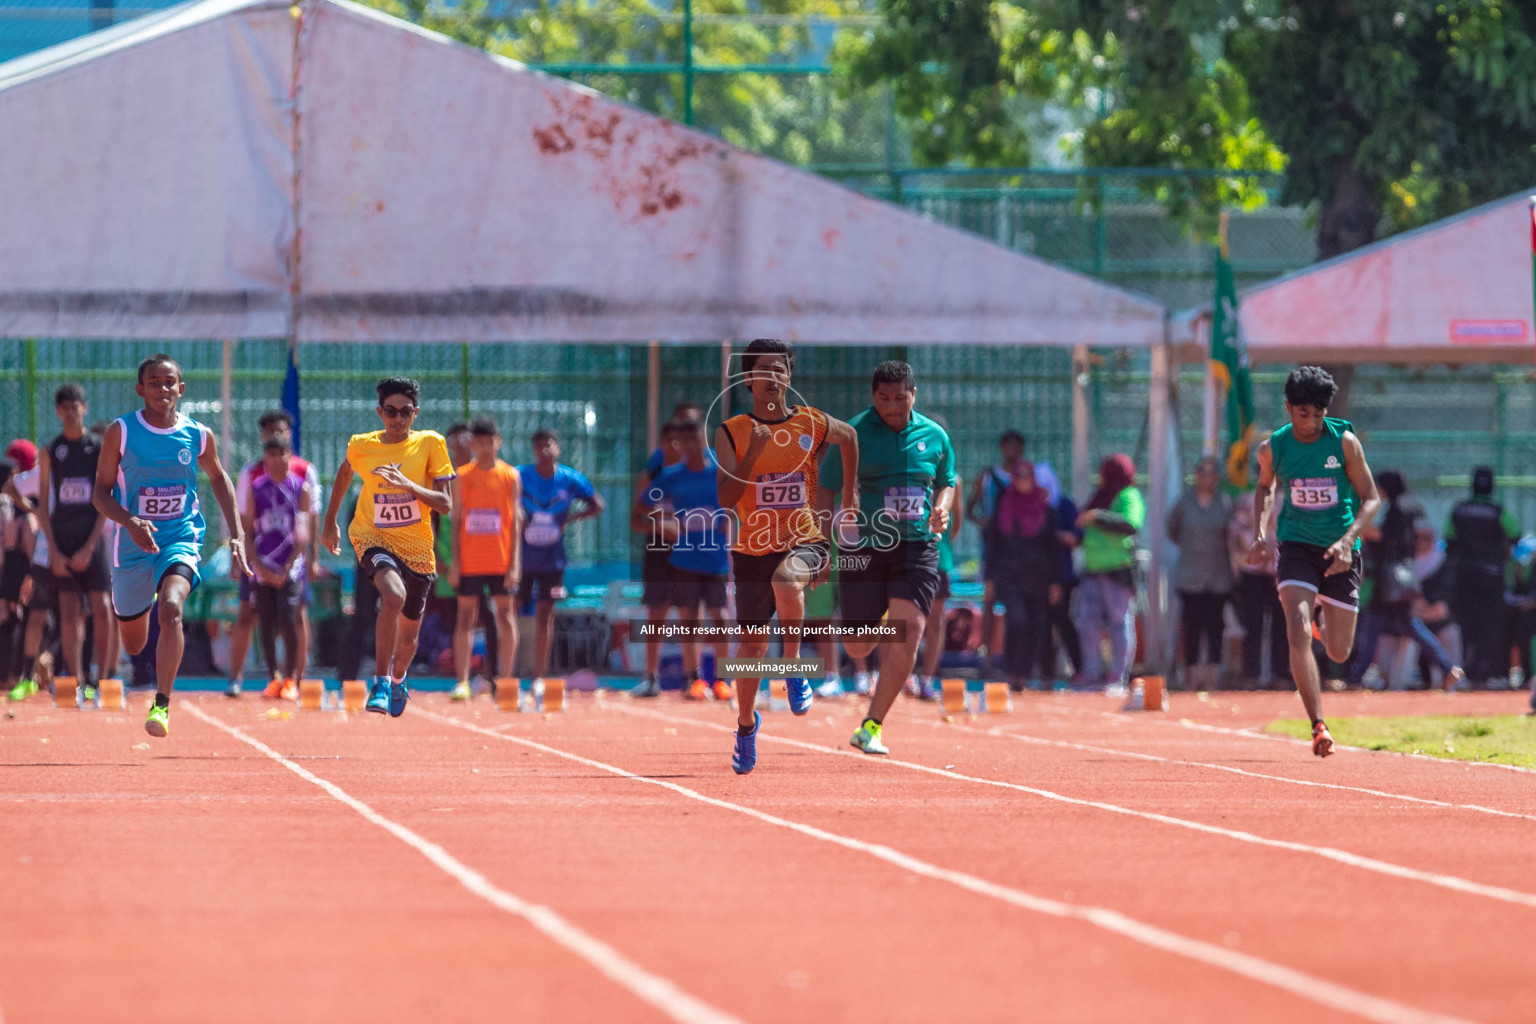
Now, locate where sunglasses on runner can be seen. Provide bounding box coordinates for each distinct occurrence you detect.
[379,404,417,418]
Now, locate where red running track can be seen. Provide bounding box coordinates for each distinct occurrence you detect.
[1,687,1533,1023]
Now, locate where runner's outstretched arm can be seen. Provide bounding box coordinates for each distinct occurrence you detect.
[198,433,251,579]
[1324,432,1380,575]
[93,421,156,555]
[321,460,355,556]
[824,417,859,512]
[1247,440,1276,567]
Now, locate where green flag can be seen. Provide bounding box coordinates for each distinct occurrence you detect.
[1210,244,1256,490]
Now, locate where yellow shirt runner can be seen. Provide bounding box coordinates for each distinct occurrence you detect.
[346,429,455,576]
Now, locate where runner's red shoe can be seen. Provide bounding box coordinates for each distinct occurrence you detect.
[684,679,709,701]
[1312,721,1335,758]
[711,680,733,702]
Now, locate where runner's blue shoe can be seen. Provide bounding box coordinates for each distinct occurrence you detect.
[389,679,410,717]
[732,711,761,775]
[785,677,812,716]
[366,677,390,715]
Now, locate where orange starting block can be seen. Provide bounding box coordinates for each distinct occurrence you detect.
[495,677,522,712]
[984,681,1011,714]
[299,679,325,710]
[98,678,124,710]
[1126,676,1167,712]
[767,679,788,712]
[940,678,967,715]
[341,680,367,713]
[53,676,77,708]
[538,678,565,713]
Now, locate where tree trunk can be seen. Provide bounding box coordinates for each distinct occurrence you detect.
[1312,159,1382,416]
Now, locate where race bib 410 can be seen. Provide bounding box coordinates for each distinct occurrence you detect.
[373,492,422,529]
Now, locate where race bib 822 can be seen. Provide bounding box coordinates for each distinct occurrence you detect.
[136,485,187,521]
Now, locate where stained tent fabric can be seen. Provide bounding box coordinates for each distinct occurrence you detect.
[1174,191,1536,363]
[0,0,1165,345]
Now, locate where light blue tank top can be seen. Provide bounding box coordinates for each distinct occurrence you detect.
[115,411,207,557]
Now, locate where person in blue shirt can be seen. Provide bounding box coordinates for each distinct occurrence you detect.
[517,428,603,679]
[632,418,732,701]
[93,354,250,738]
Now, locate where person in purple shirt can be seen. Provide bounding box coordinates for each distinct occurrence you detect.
[242,436,313,692]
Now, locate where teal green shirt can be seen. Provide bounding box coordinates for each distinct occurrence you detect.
[820,407,955,548]
[1271,417,1359,549]
[1082,487,1145,573]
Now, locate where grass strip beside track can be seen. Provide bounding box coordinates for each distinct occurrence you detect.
[1268,716,1536,769]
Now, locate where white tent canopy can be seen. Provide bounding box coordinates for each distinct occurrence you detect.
[1175,190,1536,363]
[0,0,1165,345]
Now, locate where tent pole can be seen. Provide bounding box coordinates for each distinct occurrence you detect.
[1146,330,1172,674]
[720,339,730,400]
[1071,344,1091,503]
[221,339,233,464]
[1201,314,1219,457]
[647,340,660,449]
[25,339,36,443]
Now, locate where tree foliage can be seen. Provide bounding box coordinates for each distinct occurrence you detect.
[364,0,892,166]
[844,0,1536,246]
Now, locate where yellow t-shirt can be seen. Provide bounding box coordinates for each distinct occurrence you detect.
[346,429,455,575]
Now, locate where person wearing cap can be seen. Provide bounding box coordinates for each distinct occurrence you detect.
[1446,466,1521,688]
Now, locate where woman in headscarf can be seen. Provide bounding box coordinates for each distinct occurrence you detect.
[1075,454,1144,694]
[1167,456,1234,691]
[986,462,1060,691]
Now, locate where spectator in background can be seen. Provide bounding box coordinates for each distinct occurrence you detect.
[1167,456,1234,691]
[1447,466,1520,688]
[1075,454,1144,696]
[518,428,603,680]
[1412,522,1462,690]
[1229,475,1287,689]
[1347,470,1459,689]
[965,430,1025,676]
[986,462,1060,691]
[1505,539,1536,692]
[1034,462,1082,684]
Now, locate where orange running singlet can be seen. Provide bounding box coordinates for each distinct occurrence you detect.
[456,459,520,576]
[722,406,828,555]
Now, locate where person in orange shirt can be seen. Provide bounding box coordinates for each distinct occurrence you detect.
[715,338,858,774]
[449,418,522,702]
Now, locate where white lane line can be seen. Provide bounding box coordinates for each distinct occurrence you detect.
[182,703,744,1024]
[953,721,1536,824]
[1037,700,1536,776]
[612,704,1536,913]
[422,707,1473,1024]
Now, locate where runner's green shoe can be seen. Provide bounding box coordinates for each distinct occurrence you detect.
[145,702,169,738]
[849,718,888,756]
[8,678,38,701]
[449,680,472,702]
[81,683,98,704]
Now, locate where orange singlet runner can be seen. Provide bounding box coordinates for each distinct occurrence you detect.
[720,405,828,556]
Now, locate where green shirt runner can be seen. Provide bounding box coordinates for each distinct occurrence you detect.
[820,407,955,548]
[1271,417,1359,549]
